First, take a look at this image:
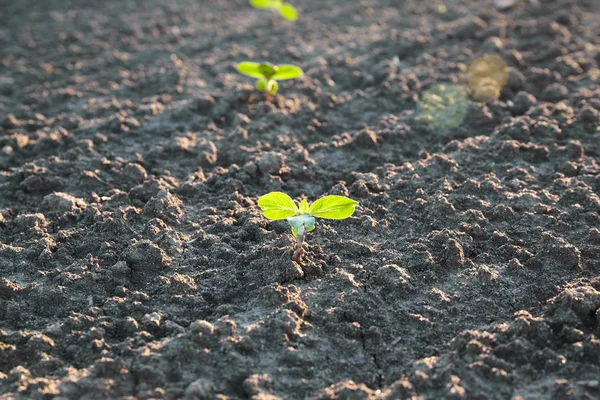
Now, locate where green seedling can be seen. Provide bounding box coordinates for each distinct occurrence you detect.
[250,0,298,21]
[258,192,359,262]
[237,62,303,102]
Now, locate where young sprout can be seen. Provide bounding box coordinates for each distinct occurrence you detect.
[258,192,359,262]
[250,0,298,22]
[236,62,303,102]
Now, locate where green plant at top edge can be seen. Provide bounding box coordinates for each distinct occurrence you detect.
[258,192,359,262]
[237,62,303,101]
[250,0,298,21]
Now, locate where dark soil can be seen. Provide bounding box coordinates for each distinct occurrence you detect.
[1,0,600,399]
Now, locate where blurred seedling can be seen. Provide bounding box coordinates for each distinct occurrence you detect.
[258,192,358,263]
[250,0,298,22]
[236,62,303,102]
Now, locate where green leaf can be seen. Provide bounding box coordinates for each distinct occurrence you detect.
[279,3,298,21]
[237,62,265,79]
[258,192,298,220]
[272,64,303,80]
[299,199,309,214]
[250,0,282,10]
[258,63,277,78]
[308,195,359,219]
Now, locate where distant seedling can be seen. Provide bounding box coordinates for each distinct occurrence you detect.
[250,0,298,21]
[237,62,303,102]
[258,192,358,262]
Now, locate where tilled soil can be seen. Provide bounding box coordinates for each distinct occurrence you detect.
[1,0,600,399]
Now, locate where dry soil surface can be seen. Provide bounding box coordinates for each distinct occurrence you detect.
[1,0,600,399]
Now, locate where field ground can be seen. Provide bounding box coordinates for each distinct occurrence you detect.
[1,0,600,398]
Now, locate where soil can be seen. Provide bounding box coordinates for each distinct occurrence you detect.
[1,0,600,399]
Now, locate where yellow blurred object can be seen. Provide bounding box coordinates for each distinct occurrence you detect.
[467,54,508,102]
[438,4,448,13]
[470,77,501,103]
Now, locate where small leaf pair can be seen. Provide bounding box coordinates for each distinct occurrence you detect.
[258,192,358,262]
[250,0,298,21]
[237,62,303,101]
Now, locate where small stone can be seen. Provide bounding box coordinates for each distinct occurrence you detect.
[373,264,411,291]
[194,94,215,111]
[40,192,87,216]
[0,76,14,95]
[453,16,487,39]
[281,262,304,281]
[444,239,465,268]
[189,320,215,336]
[171,273,197,294]
[554,56,583,77]
[482,37,504,52]
[197,141,218,167]
[566,140,584,160]
[541,83,568,102]
[552,379,576,400]
[143,190,183,224]
[532,120,561,138]
[547,286,600,330]
[122,163,148,184]
[141,312,162,331]
[243,374,273,397]
[541,232,581,269]
[256,152,286,175]
[348,129,378,148]
[193,94,215,112]
[110,261,131,278]
[3,114,20,129]
[506,68,526,92]
[507,258,523,269]
[553,10,577,26]
[497,119,530,141]
[184,379,215,400]
[577,105,599,124]
[14,213,48,233]
[126,240,169,272]
[0,278,24,298]
[120,317,139,336]
[11,133,30,149]
[512,91,536,114]
[589,228,600,244]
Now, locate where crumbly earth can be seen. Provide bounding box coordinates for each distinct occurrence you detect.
[1,0,600,399]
